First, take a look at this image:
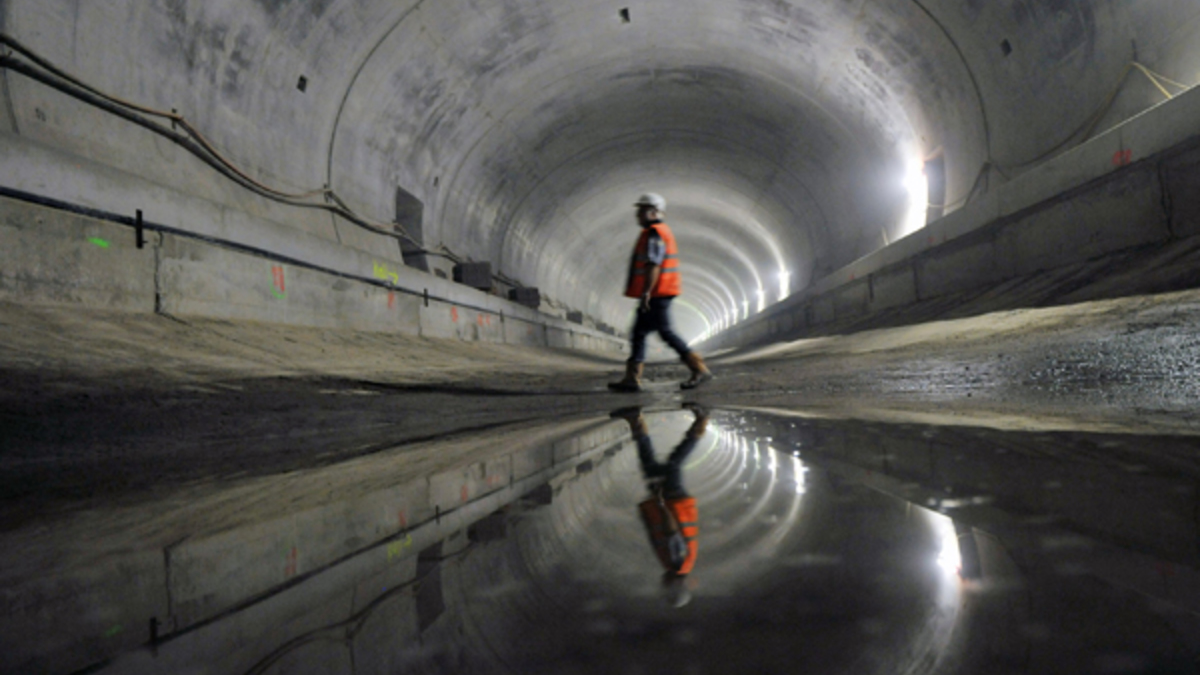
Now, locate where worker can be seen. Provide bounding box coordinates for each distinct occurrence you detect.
[608,193,714,392]
[611,403,709,607]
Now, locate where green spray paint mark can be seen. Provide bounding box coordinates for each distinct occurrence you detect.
[88,238,110,249]
[104,624,123,638]
[271,289,287,299]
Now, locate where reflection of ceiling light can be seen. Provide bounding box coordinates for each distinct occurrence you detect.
[934,512,962,577]
[792,456,807,494]
[779,269,791,301]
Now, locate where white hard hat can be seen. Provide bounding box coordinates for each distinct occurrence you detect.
[634,193,666,211]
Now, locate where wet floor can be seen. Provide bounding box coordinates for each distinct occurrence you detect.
[6,406,1200,674]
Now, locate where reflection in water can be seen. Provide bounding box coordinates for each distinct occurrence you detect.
[16,409,1200,674]
[407,408,959,675]
[613,404,707,606]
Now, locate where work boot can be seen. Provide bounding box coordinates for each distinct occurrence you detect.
[682,402,709,438]
[608,360,644,392]
[680,352,713,390]
[609,406,648,437]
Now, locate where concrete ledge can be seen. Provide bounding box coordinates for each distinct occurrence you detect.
[0,198,156,311]
[0,192,625,353]
[703,85,1200,352]
[0,418,629,674]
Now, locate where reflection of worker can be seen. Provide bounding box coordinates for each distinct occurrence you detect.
[611,403,709,607]
[608,193,713,392]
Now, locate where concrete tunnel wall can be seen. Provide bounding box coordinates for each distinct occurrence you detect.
[2,1,1199,345]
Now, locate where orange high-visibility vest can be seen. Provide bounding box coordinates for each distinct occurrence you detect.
[625,222,681,298]
[638,496,698,575]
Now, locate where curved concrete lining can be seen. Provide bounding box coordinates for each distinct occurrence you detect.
[2,1,1197,341]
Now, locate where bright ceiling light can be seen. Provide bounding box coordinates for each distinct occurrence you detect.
[901,157,928,238]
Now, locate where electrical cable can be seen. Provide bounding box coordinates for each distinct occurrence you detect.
[0,34,545,290]
[928,59,1195,212]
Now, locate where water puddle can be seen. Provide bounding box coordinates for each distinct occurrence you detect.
[6,407,1200,673]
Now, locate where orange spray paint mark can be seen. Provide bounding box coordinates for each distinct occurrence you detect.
[285,547,298,578]
[271,266,286,299]
[451,307,459,323]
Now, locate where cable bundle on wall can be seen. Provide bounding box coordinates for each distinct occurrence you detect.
[0,33,531,293]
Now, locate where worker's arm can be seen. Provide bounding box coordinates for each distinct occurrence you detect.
[641,264,661,312]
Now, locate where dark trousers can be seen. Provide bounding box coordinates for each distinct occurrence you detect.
[636,434,699,498]
[630,297,691,363]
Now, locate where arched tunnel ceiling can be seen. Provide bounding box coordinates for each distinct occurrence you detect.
[5,0,1197,340]
[330,0,986,336]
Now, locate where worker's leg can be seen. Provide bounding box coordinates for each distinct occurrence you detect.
[662,435,699,497]
[636,435,667,480]
[629,304,656,363]
[610,310,653,391]
[664,406,708,497]
[649,297,691,358]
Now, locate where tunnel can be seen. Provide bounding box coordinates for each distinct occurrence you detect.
[2,0,1200,673]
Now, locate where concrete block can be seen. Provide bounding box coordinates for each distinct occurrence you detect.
[464,309,503,343]
[158,236,424,333]
[0,550,167,675]
[831,279,869,320]
[1162,141,1200,239]
[429,457,511,514]
[995,166,1170,277]
[0,197,156,311]
[914,235,1000,300]
[811,294,835,325]
[504,319,547,347]
[868,265,917,311]
[553,435,583,465]
[420,302,502,342]
[167,518,303,631]
[546,326,573,349]
[511,442,555,482]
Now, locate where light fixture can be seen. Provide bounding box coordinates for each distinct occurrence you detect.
[901,156,928,238]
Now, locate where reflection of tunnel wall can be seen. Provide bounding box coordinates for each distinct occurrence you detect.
[736,409,1200,673]
[2,2,1200,341]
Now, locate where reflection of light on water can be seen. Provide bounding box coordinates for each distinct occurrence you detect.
[791,456,807,495]
[933,513,962,577]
